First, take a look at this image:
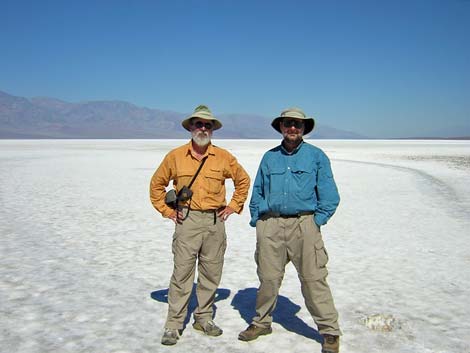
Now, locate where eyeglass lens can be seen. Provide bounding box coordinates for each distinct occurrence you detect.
[283,119,304,129]
[194,121,213,129]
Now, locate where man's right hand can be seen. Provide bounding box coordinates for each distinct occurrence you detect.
[168,209,184,224]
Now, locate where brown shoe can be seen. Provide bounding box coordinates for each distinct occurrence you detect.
[238,324,272,341]
[322,334,340,353]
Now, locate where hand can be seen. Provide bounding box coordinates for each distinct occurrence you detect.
[217,206,235,222]
[168,209,184,224]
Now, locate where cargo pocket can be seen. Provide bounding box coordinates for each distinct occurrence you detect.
[314,238,329,268]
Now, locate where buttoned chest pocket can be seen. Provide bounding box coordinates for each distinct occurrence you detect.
[175,169,194,189]
[205,168,224,194]
[267,167,286,194]
[291,164,316,193]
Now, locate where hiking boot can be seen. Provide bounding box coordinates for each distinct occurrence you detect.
[322,334,340,353]
[238,324,272,341]
[192,320,223,336]
[161,328,180,345]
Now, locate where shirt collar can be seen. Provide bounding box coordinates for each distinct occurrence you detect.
[280,140,304,155]
[186,140,215,157]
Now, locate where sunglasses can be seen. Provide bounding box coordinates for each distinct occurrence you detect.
[282,119,304,129]
[193,121,213,130]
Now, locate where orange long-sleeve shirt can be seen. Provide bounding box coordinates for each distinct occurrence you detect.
[150,141,250,218]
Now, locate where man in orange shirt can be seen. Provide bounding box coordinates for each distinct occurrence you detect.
[150,105,250,345]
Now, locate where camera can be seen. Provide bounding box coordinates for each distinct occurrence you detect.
[165,186,193,209]
[177,186,193,202]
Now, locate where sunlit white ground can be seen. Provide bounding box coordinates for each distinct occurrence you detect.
[1,139,469,353]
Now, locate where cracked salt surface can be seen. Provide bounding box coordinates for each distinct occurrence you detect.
[1,139,469,353]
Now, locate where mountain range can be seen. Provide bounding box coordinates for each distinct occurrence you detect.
[0,90,366,139]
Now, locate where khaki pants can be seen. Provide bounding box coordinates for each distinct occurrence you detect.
[165,210,227,330]
[252,214,341,336]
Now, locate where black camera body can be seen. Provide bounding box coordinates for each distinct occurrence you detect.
[165,186,193,209]
[177,186,193,202]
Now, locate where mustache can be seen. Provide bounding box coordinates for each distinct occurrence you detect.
[192,130,211,147]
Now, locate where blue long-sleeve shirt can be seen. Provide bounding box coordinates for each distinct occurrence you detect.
[249,141,340,227]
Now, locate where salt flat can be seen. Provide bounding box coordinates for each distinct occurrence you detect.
[1,139,469,353]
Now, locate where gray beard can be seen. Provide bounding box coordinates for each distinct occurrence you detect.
[192,131,211,147]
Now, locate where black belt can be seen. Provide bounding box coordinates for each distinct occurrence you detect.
[188,207,225,224]
[181,206,224,213]
[262,211,314,219]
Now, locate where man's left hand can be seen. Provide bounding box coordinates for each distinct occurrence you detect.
[217,206,235,222]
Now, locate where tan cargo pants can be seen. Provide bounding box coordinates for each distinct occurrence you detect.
[165,210,227,330]
[252,214,341,336]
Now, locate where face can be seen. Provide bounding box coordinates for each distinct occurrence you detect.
[190,118,213,147]
[280,118,304,145]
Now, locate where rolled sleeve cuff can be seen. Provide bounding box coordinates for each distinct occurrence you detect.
[228,200,244,214]
[161,207,174,218]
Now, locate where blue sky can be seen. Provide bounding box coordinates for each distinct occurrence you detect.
[1,0,469,138]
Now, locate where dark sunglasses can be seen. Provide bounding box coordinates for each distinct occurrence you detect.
[193,121,213,130]
[282,119,304,129]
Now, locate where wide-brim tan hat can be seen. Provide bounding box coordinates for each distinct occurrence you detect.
[181,105,222,131]
[271,107,315,135]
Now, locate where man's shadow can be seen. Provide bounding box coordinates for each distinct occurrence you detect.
[151,284,230,330]
[231,287,323,342]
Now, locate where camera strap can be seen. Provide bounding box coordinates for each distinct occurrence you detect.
[177,156,208,222]
[187,156,208,189]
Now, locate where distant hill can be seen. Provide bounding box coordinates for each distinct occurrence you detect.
[0,90,367,139]
[396,136,470,140]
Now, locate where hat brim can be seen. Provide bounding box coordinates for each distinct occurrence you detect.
[271,116,315,135]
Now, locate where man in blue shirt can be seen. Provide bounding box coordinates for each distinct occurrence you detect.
[238,108,341,353]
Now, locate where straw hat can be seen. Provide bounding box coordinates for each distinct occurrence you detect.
[181,105,222,131]
[271,107,315,135]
